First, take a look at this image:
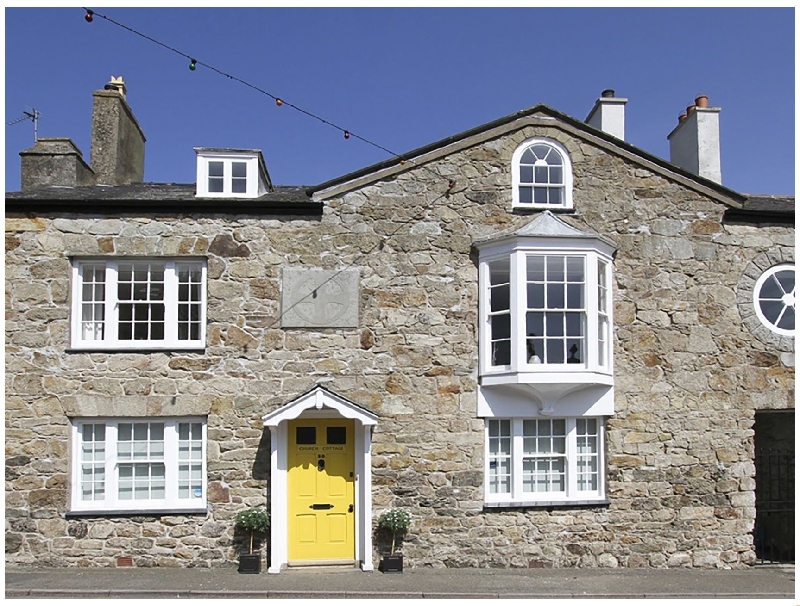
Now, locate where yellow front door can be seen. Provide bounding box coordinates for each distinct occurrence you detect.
[288,418,355,562]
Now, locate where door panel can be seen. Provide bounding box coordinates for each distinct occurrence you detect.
[288,419,354,561]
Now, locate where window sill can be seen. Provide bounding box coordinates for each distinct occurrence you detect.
[511,204,575,213]
[66,507,208,518]
[66,346,206,354]
[480,370,613,387]
[484,498,609,509]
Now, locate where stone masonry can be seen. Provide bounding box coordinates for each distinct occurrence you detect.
[5,116,794,569]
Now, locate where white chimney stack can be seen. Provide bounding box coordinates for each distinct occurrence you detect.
[667,94,721,184]
[585,89,627,140]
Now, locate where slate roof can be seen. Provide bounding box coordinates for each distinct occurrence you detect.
[723,194,795,224]
[740,194,795,214]
[5,183,320,215]
[6,104,793,223]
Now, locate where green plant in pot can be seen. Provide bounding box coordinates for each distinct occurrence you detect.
[377,507,411,573]
[235,506,270,574]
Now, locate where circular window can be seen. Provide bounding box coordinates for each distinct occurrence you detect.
[753,265,795,336]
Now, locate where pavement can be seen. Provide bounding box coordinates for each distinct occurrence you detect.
[4,563,795,600]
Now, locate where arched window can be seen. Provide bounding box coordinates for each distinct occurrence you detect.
[512,138,573,209]
[754,265,795,336]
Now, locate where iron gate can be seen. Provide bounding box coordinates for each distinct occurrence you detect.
[754,448,795,564]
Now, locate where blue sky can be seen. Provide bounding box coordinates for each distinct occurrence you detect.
[4,7,796,195]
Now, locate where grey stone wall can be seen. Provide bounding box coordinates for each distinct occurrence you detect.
[5,120,793,569]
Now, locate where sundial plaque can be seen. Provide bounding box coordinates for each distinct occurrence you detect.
[281,267,359,328]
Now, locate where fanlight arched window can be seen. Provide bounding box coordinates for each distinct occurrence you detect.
[512,138,573,209]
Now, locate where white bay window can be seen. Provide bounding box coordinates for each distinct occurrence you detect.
[481,245,613,383]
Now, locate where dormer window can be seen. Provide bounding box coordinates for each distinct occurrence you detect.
[195,148,272,198]
[512,138,573,210]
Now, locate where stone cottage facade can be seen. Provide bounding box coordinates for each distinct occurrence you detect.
[6,80,794,571]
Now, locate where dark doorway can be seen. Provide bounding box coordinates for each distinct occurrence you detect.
[754,410,794,564]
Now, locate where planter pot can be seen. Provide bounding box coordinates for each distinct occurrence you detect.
[238,553,261,574]
[379,554,403,573]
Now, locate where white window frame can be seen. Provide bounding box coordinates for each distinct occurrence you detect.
[70,258,207,351]
[479,243,613,384]
[485,417,606,506]
[196,153,260,198]
[512,138,574,210]
[753,264,795,337]
[70,417,207,514]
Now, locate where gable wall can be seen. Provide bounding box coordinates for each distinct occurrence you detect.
[5,122,793,569]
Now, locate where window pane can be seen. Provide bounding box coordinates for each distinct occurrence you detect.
[549,166,563,184]
[490,284,510,312]
[232,178,247,194]
[208,161,224,177]
[566,284,583,309]
[527,283,544,309]
[777,307,795,329]
[134,423,148,441]
[488,420,511,494]
[547,284,564,308]
[519,187,533,204]
[566,339,583,364]
[546,339,563,363]
[491,314,511,340]
[546,256,564,282]
[566,257,583,282]
[526,312,543,337]
[296,426,316,445]
[534,166,548,183]
[544,147,562,166]
[545,313,564,336]
[492,339,511,366]
[531,145,550,159]
[565,313,583,336]
[519,165,533,184]
[760,275,785,299]
[774,270,795,292]
[489,259,510,285]
[327,426,347,445]
[232,162,247,178]
[527,256,545,282]
[527,337,544,363]
[760,300,784,322]
[533,187,547,204]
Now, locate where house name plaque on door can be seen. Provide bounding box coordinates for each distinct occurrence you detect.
[281,268,359,328]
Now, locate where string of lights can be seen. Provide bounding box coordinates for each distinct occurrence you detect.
[82,8,410,163]
[80,7,460,331]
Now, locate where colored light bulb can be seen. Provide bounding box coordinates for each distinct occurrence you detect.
[276,98,283,106]
[344,131,350,139]
[85,10,94,22]
[189,59,196,71]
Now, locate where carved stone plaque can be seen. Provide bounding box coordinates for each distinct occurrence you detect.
[281,268,359,328]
